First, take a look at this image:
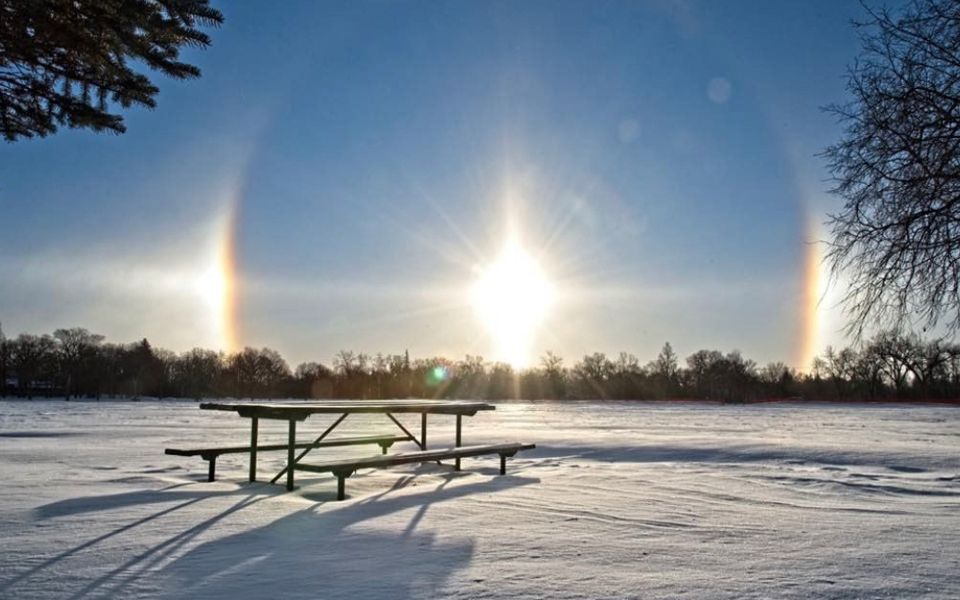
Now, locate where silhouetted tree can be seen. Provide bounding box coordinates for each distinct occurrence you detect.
[123,339,164,398]
[333,350,363,397]
[224,347,291,399]
[486,362,515,399]
[914,338,960,396]
[295,361,334,399]
[0,322,7,396]
[226,347,253,398]
[540,351,567,399]
[253,348,291,398]
[573,352,614,398]
[648,342,680,398]
[452,355,486,399]
[53,327,104,398]
[684,350,757,401]
[333,350,357,376]
[96,343,125,397]
[685,349,720,398]
[869,332,914,392]
[824,0,960,335]
[173,348,222,399]
[759,362,796,398]
[9,333,57,397]
[383,353,409,398]
[372,353,388,398]
[0,0,223,141]
[610,352,642,399]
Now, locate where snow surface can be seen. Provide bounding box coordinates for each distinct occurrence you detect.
[0,400,958,599]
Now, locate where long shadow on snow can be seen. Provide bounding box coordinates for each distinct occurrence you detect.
[0,431,83,438]
[154,472,540,600]
[62,493,268,600]
[8,469,538,599]
[2,485,282,597]
[32,482,277,519]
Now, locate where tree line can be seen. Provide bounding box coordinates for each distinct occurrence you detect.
[1,324,958,402]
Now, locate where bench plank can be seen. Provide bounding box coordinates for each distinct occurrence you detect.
[165,434,411,458]
[295,443,534,473]
[294,442,536,500]
[165,434,413,482]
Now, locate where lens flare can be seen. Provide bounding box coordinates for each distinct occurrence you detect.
[470,237,553,368]
[426,365,449,386]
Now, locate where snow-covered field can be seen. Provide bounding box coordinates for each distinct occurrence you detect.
[0,400,958,600]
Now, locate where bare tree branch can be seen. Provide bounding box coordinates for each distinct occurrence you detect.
[823,0,960,338]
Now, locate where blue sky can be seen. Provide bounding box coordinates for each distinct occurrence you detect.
[0,1,876,369]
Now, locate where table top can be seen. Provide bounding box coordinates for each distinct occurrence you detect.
[199,400,496,420]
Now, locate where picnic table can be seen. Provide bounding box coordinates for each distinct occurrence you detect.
[166,400,534,499]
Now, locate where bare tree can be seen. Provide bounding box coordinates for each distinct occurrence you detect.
[651,342,679,380]
[0,321,7,396]
[53,327,104,399]
[333,350,358,377]
[9,333,56,396]
[253,348,290,397]
[174,348,222,398]
[823,0,960,336]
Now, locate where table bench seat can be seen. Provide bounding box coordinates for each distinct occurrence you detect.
[165,434,412,481]
[295,442,536,500]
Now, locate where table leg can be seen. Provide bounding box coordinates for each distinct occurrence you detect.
[421,413,427,450]
[270,413,348,485]
[455,414,462,471]
[249,417,258,482]
[286,419,296,491]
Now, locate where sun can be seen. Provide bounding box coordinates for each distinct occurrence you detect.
[470,237,554,368]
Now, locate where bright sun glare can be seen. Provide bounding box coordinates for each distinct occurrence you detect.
[470,238,554,368]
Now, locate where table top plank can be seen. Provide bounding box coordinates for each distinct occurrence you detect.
[199,400,495,420]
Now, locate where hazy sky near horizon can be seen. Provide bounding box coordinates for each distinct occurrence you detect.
[0,1,879,370]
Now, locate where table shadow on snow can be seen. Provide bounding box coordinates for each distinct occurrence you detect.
[2,485,279,598]
[32,481,282,519]
[0,431,84,438]
[155,472,540,599]
[8,468,538,600]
